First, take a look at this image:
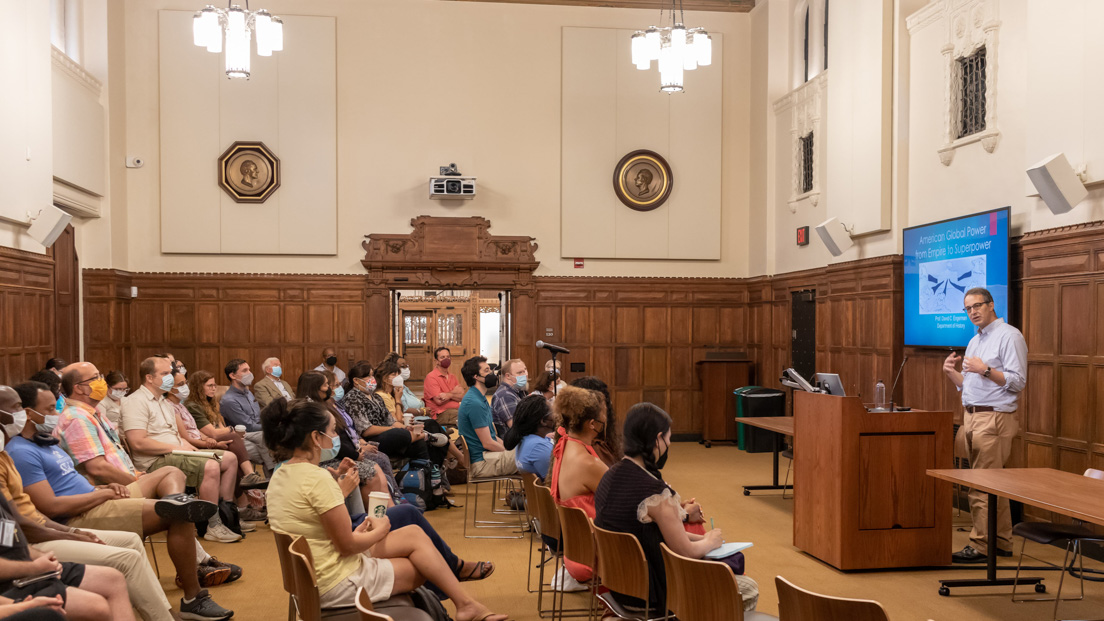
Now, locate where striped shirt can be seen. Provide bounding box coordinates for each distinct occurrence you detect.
[56,398,137,478]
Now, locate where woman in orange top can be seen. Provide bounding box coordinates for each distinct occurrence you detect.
[549,386,608,583]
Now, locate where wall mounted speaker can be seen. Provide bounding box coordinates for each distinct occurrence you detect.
[815,217,853,257]
[27,205,72,248]
[1027,153,1087,215]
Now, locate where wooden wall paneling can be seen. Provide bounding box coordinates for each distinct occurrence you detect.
[52,225,79,363]
[1,247,57,384]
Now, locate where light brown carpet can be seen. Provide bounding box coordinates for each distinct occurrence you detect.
[159,443,1104,620]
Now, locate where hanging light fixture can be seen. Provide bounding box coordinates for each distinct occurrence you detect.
[192,2,284,79]
[630,0,712,93]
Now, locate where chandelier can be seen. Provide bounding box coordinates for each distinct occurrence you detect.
[630,0,712,93]
[192,3,284,79]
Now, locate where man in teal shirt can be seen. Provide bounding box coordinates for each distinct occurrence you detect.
[458,356,518,478]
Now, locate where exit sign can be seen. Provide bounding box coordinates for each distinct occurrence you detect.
[796,226,810,246]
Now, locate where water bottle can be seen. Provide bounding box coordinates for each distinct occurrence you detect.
[874,379,886,410]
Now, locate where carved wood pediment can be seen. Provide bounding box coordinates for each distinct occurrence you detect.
[361,216,539,289]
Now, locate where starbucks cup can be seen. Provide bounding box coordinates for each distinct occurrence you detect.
[402,413,413,426]
[367,491,390,518]
[234,425,246,434]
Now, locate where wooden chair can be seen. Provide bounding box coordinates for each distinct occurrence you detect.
[775,576,889,621]
[457,435,524,539]
[660,543,777,621]
[1011,468,1104,620]
[356,587,393,621]
[286,535,360,621]
[590,522,665,621]
[520,471,543,593]
[556,504,601,621]
[273,531,300,621]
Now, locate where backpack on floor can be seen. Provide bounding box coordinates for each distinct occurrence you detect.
[409,585,452,621]
[397,459,443,511]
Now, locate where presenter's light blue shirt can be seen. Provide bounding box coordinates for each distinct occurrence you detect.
[959,318,1027,413]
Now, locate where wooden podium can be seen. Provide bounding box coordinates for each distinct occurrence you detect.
[792,391,952,570]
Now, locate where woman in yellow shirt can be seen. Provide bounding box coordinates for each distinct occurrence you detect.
[263,399,505,621]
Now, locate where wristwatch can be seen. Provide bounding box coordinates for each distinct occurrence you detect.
[983,366,992,378]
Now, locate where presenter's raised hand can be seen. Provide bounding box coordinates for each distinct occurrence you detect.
[942,352,961,375]
[961,356,986,374]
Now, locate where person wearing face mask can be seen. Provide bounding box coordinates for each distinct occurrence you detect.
[545,359,568,394]
[595,403,760,616]
[490,359,528,437]
[423,348,465,427]
[342,363,436,468]
[379,353,424,416]
[218,358,276,475]
[93,371,127,429]
[122,358,244,544]
[262,399,507,621]
[27,373,63,417]
[458,357,517,479]
[253,357,295,410]
[314,348,347,385]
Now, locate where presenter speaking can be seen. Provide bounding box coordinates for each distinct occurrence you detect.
[942,287,1027,564]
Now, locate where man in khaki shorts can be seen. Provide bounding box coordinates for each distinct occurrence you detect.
[7,381,234,620]
[122,356,243,543]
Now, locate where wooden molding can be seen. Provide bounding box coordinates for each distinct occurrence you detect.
[447,0,754,11]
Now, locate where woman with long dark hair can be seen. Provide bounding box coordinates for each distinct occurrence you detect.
[262,399,506,620]
[595,403,759,615]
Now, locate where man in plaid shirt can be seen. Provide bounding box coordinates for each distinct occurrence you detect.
[490,359,529,437]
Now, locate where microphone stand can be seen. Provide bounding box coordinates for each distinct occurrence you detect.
[551,351,559,397]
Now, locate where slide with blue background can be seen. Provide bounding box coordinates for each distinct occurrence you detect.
[903,208,1009,347]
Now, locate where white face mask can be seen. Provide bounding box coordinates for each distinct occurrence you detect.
[1,409,28,439]
[175,385,190,400]
[391,375,404,388]
[400,368,411,381]
[110,389,126,401]
[240,372,254,386]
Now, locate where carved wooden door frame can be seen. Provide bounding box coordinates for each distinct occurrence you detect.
[361,216,540,364]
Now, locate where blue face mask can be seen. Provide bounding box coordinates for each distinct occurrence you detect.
[158,374,175,393]
[515,374,528,389]
[272,366,283,378]
[333,386,345,401]
[55,395,65,413]
[318,432,340,462]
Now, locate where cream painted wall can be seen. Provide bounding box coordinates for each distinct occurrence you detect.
[106,0,751,277]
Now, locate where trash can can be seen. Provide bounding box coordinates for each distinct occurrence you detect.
[734,387,785,453]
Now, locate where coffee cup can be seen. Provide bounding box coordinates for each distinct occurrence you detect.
[234,425,246,434]
[367,491,390,518]
[402,413,413,426]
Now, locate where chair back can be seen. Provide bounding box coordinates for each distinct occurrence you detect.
[775,576,890,621]
[660,543,745,621]
[591,522,651,608]
[1085,468,1104,481]
[288,535,325,621]
[557,504,596,576]
[356,586,392,620]
[457,435,472,470]
[273,530,296,595]
[532,484,561,540]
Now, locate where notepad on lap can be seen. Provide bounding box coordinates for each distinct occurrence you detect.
[705,542,753,559]
[171,450,220,460]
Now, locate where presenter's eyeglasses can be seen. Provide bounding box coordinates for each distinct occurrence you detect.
[963,302,990,314]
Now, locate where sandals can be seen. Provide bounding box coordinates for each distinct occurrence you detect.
[457,560,495,582]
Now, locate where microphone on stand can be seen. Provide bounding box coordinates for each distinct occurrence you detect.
[536,341,571,355]
[889,356,909,410]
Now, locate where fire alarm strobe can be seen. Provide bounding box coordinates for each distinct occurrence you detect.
[429,162,476,199]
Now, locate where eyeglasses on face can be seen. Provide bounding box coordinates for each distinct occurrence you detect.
[962,302,990,314]
[77,373,104,385]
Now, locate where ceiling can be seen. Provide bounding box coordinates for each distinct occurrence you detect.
[450,0,755,13]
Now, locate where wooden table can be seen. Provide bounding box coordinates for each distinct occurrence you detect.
[735,416,794,495]
[927,468,1104,596]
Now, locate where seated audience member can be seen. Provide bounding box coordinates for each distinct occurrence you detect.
[380,354,424,415]
[458,357,516,478]
[570,377,622,466]
[262,399,506,620]
[27,373,63,416]
[315,348,346,385]
[43,359,66,378]
[376,363,451,463]
[529,371,556,403]
[94,372,127,429]
[253,358,294,410]
[218,359,277,475]
[294,372,389,510]
[595,403,758,614]
[423,348,464,426]
[502,395,555,478]
[5,382,233,619]
[545,360,567,393]
[321,371,402,503]
[549,386,608,583]
[185,371,269,491]
[0,385,168,621]
[342,363,434,465]
[490,359,528,436]
[121,359,241,543]
[163,354,186,378]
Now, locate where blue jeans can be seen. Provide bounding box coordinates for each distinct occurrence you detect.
[351,504,458,598]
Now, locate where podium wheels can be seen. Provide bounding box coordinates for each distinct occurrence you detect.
[938,586,950,597]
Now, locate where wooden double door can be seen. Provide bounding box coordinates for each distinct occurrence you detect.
[401,305,473,387]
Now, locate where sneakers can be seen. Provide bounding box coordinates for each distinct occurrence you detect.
[202,557,242,584]
[203,515,242,543]
[238,520,256,533]
[950,544,1012,563]
[426,432,450,447]
[176,564,231,590]
[238,472,267,489]
[179,589,233,620]
[156,493,217,524]
[238,506,267,523]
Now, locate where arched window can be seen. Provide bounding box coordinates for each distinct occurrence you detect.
[803,7,810,82]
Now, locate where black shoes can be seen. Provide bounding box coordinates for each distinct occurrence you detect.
[155,493,218,524]
[951,544,1013,563]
